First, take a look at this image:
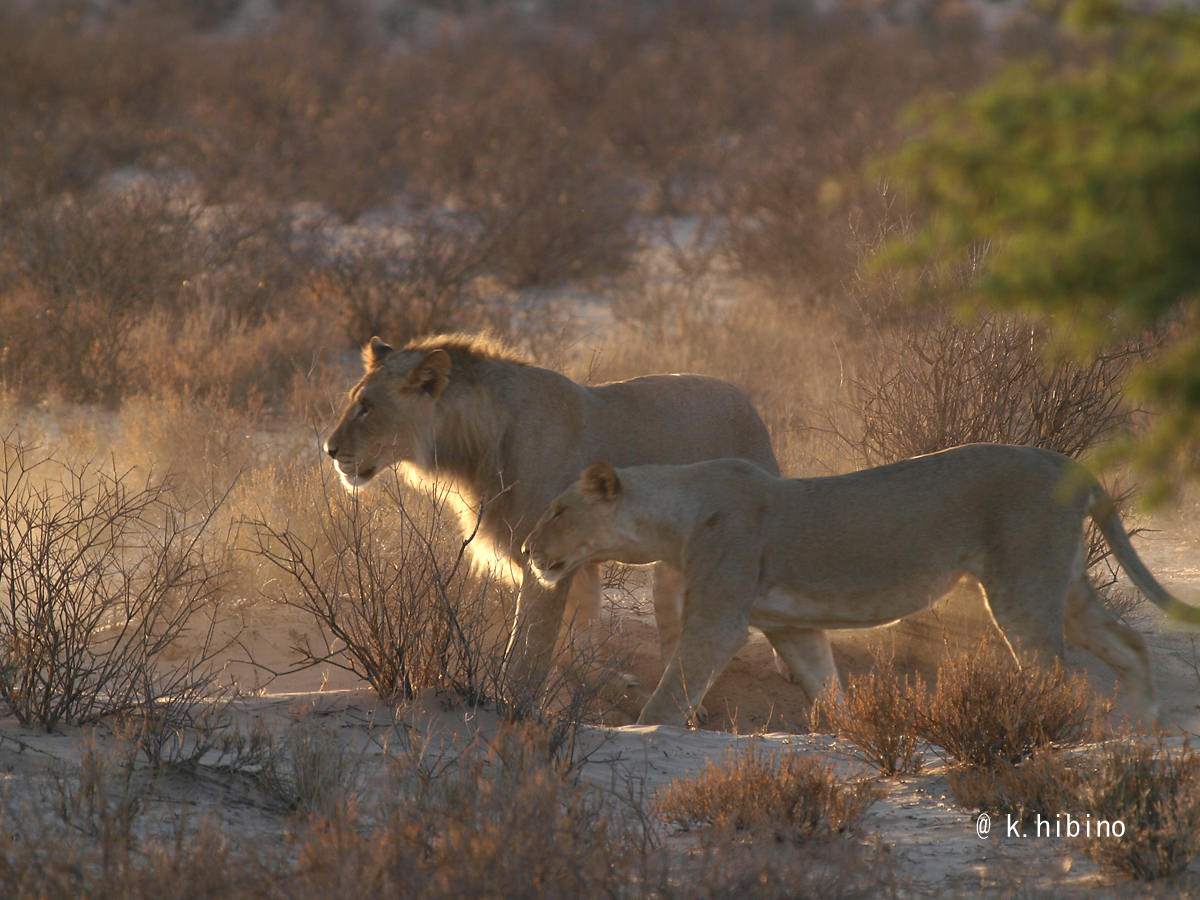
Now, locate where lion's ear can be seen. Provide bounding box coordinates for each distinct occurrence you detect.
[582,461,621,501]
[406,348,451,398]
[363,336,393,368]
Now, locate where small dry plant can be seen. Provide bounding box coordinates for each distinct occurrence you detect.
[1076,737,1200,880]
[256,708,365,816]
[653,742,879,843]
[666,837,899,900]
[0,434,235,731]
[946,750,1083,829]
[292,720,635,899]
[813,645,925,776]
[918,642,1098,767]
[248,468,499,705]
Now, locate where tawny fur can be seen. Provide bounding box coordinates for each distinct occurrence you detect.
[324,333,780,701]
[523,445,1194,727]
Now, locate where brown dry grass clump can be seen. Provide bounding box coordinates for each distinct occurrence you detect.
[0,434,234,731]
[946,751,1083,830]
[1077,737,1200,880]
[653,742,879,843]
[918,642,1099,767]
[814,647,925,776]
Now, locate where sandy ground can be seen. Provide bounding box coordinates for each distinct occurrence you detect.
[2,507,1199,896]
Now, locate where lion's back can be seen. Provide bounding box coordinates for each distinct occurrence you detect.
[492,368,779,547]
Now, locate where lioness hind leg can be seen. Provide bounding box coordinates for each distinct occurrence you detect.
[978,574,1067,667]
[1064,577,1157,722]
[762,627,840,704]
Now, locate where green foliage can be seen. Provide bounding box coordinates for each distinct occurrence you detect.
[877,1,1200,500]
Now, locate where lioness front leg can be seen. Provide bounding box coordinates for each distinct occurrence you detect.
[637,594,752,728]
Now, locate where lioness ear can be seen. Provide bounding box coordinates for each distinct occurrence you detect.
[405,348,451,398]
[363,336,393,369]
[581,461,621,501]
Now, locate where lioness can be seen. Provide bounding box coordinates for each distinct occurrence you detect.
[523,445,1200,726]
[323,333,779,697]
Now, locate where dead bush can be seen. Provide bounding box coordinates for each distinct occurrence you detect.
[663,837,900,900]
[248,470,499,705]
[0,434,235,731]
[247,465,616,753]
[918,642,1099,768]
[0,189,205,404]
[302,215,492,347]
[292,720,635,899]
[845,314,1146,467]
[257,709,365,816]
[813,646,925,776]
[0,807,268,900]
[653,742,879,843]
[946,751,1083,830]
[842,312,1150,581]
[401,32,640,288]
[1077,737,1200,880]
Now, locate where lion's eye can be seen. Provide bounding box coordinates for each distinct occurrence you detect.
[357,401,370,419]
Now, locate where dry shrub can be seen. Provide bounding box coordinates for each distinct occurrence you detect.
[813,647,925,776]
[1077,737,1200,880]
[257,709,364,816]
[946,750,1083,829]
[0,189,205,405]
[0,809,267,900]
[846,313,1145,467]
[302,216,492,347]
[919,643,1098,767]
[653,742,879,842]
[247,464,617,750]
[116,392,263,505]
[248,469,500,705]
[844,311,1149,587]
[0,434,234,730]
[292,721,634,899]
[665,837,899,900]
[0,185,331,409]
[400,29,640,288]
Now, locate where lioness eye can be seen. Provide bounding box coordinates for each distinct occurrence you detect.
[357,400,371,418]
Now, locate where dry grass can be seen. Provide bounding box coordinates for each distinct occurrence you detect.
[247,470,501,704]
[813,646,925,776]
[946,751,1083,830]
[918,643,1100,767]
[0,434,235,731]
[1077,737,1200,880]
[653,741,880,843]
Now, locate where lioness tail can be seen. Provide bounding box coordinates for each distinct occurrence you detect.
[1089,489,1200,626]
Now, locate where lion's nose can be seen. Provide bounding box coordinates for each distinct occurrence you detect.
[323,437,337,458]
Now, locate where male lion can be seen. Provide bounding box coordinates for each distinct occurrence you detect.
[522,445,1200,727]
[323,333,779,699]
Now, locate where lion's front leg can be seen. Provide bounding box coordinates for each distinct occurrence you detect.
[503,564,571,699]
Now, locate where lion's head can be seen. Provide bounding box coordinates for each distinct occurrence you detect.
[323,336,450,489]
[523,461,624,586]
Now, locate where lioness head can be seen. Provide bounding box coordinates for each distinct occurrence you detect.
[523,461,623,586]
[323,336,450,489]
